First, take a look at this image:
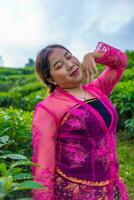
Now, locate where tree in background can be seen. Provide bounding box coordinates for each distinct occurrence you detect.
[25,58,35,67]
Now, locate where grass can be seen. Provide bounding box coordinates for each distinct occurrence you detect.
[117,132,134,200]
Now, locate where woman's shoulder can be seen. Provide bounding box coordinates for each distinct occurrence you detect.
[34,95,53,111]
[33,96,59,123]
[34,91,76,122]
[34,91,66,114]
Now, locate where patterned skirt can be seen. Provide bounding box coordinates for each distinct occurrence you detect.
[54,173,120,200]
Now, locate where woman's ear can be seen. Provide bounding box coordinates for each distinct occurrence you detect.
[47,77,57,85]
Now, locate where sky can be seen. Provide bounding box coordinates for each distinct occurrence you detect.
[0,0,134,68]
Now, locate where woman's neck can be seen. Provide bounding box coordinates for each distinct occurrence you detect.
[58,84,95,100]
[63,84,84,95]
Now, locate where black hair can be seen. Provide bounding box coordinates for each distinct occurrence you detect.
[35,44,70,93]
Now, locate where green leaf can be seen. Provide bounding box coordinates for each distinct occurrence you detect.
[0,176,13,191]
[0,154,27,160]
[0,189,6,199]
[0,143,6,148]
[0,163,7,176]
[0,128,10,135]
[13,173,32,181]
[7,167,22,176]
[10,160,39,168]
[0,140,14,148]
[15,181,44,190]
[0,135,9,143]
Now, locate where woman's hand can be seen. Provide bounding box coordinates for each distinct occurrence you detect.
[82,52,99,84]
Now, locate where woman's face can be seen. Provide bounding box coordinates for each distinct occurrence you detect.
[48,48,83,89]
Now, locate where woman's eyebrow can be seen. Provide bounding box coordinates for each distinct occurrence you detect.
[53,60,61,68]
[64,51,69,57]
[53,51,69,67]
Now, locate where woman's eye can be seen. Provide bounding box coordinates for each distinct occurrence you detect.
[56,63,62,69]
[66,53,72,59]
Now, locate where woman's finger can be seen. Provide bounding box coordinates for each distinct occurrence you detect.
[85,68,91,83]
[90,72,95,81]
[94,65,99,74]
[92,61,99,74]
[88,66,94,76]
[82,67,88,81]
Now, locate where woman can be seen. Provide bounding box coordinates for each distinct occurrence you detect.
[32,42,129,200]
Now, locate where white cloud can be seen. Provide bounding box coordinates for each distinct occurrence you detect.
[99,1,134,34]
[100,1,134,34]
[69,39,90,62]
[0,0,46,47]
[0,0,133,67]
[79,0,134,34]
[0,0,64,66]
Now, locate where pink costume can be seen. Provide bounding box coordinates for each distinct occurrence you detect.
[32,42,129,199]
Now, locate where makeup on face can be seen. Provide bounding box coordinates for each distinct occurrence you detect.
[48,48,83,88]
[50,48,81,71]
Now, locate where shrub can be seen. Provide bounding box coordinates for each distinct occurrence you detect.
[110,80,134,137]
[0,136,43,199]
[0,107,33,155]
[120,68,134,82]
[0,84,47,111]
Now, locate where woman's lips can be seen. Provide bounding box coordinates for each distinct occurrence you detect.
[70,68,79,76]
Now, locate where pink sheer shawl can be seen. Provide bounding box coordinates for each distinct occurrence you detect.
[31,42,129,200]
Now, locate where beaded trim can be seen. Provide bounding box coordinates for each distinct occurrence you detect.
[60,111,71,125]
[56,168,110,186]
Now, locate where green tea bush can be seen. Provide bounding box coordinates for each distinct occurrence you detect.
[10,82,43,96]
[120,68,134,82]
[0,66,34,76]
[125,50,134,60]
[110,80,134,137]
[0,107,33,155]
[21,89,47,111]
[0,67,23,76]
[0,83,47,111]
[0,107,45,199]
[0,92,13,107]
[0,136,43,200]
[1,73,36,84]
[22,66,34,74]
[0,67,35,93]
[14,75,37,87]
[0,81,14,92]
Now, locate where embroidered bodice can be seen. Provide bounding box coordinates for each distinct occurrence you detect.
[56,96,117,183]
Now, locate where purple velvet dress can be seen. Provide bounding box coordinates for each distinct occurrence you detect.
[32,42,129,199]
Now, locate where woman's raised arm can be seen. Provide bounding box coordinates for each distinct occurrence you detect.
[88,42,128,96]
[32,103,57,200]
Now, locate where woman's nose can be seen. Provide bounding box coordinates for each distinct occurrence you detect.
[66,62,75,71]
